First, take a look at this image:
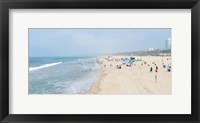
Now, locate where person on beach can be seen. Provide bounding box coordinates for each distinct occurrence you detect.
[163,64,166,68]
[156,66,158,70]
[167,64,171,72]
[150,67,153,72]
[155,69,158,83]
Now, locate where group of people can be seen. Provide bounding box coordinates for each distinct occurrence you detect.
[149,63,171,73]
[116,65,122,69]
[149,65,158,72]
[98,57,171,74]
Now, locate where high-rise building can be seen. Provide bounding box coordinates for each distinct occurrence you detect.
[165,38,171,50]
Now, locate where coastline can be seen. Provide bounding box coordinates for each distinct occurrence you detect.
[85,70,103,94]
[86,56,172,95]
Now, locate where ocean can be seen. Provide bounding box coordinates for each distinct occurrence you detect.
[29,57,99,94]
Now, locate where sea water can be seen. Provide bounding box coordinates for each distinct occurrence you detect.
[29,57,99,94]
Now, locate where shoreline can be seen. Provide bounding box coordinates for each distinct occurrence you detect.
[86,55,172,95]
[85,60,105,94]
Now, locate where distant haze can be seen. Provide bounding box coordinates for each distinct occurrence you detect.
[29,28,171,57]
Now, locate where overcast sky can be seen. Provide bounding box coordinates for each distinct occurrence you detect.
[29,28,171,57]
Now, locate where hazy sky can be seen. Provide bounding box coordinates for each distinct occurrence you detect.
[29,28,171,57]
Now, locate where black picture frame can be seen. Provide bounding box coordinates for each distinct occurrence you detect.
[0,0,200,123]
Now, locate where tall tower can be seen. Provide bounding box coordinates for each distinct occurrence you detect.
[165,40,168,50]
[165,38,171,50]
[167,38,171,50]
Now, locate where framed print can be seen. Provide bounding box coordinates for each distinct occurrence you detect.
[0,0,200,123]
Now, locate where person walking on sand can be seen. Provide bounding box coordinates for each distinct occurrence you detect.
[163,63,166,69]
[155,69,158,83]
[156,66,158,70]
[150,67,153,72]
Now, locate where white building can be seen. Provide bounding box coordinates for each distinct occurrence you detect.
[165,38,171,50]
[148,48,154,51]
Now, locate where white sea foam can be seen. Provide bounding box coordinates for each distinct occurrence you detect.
[29,62,63,72]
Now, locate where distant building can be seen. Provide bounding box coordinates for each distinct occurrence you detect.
[165,38,171,50]
[148,48,160,52]
[148,48,154,51]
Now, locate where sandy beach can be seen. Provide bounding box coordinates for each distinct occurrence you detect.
[86,56,172,95]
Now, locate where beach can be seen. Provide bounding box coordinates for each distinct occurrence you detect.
[86,56,172,95]
[29,29,172,94]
